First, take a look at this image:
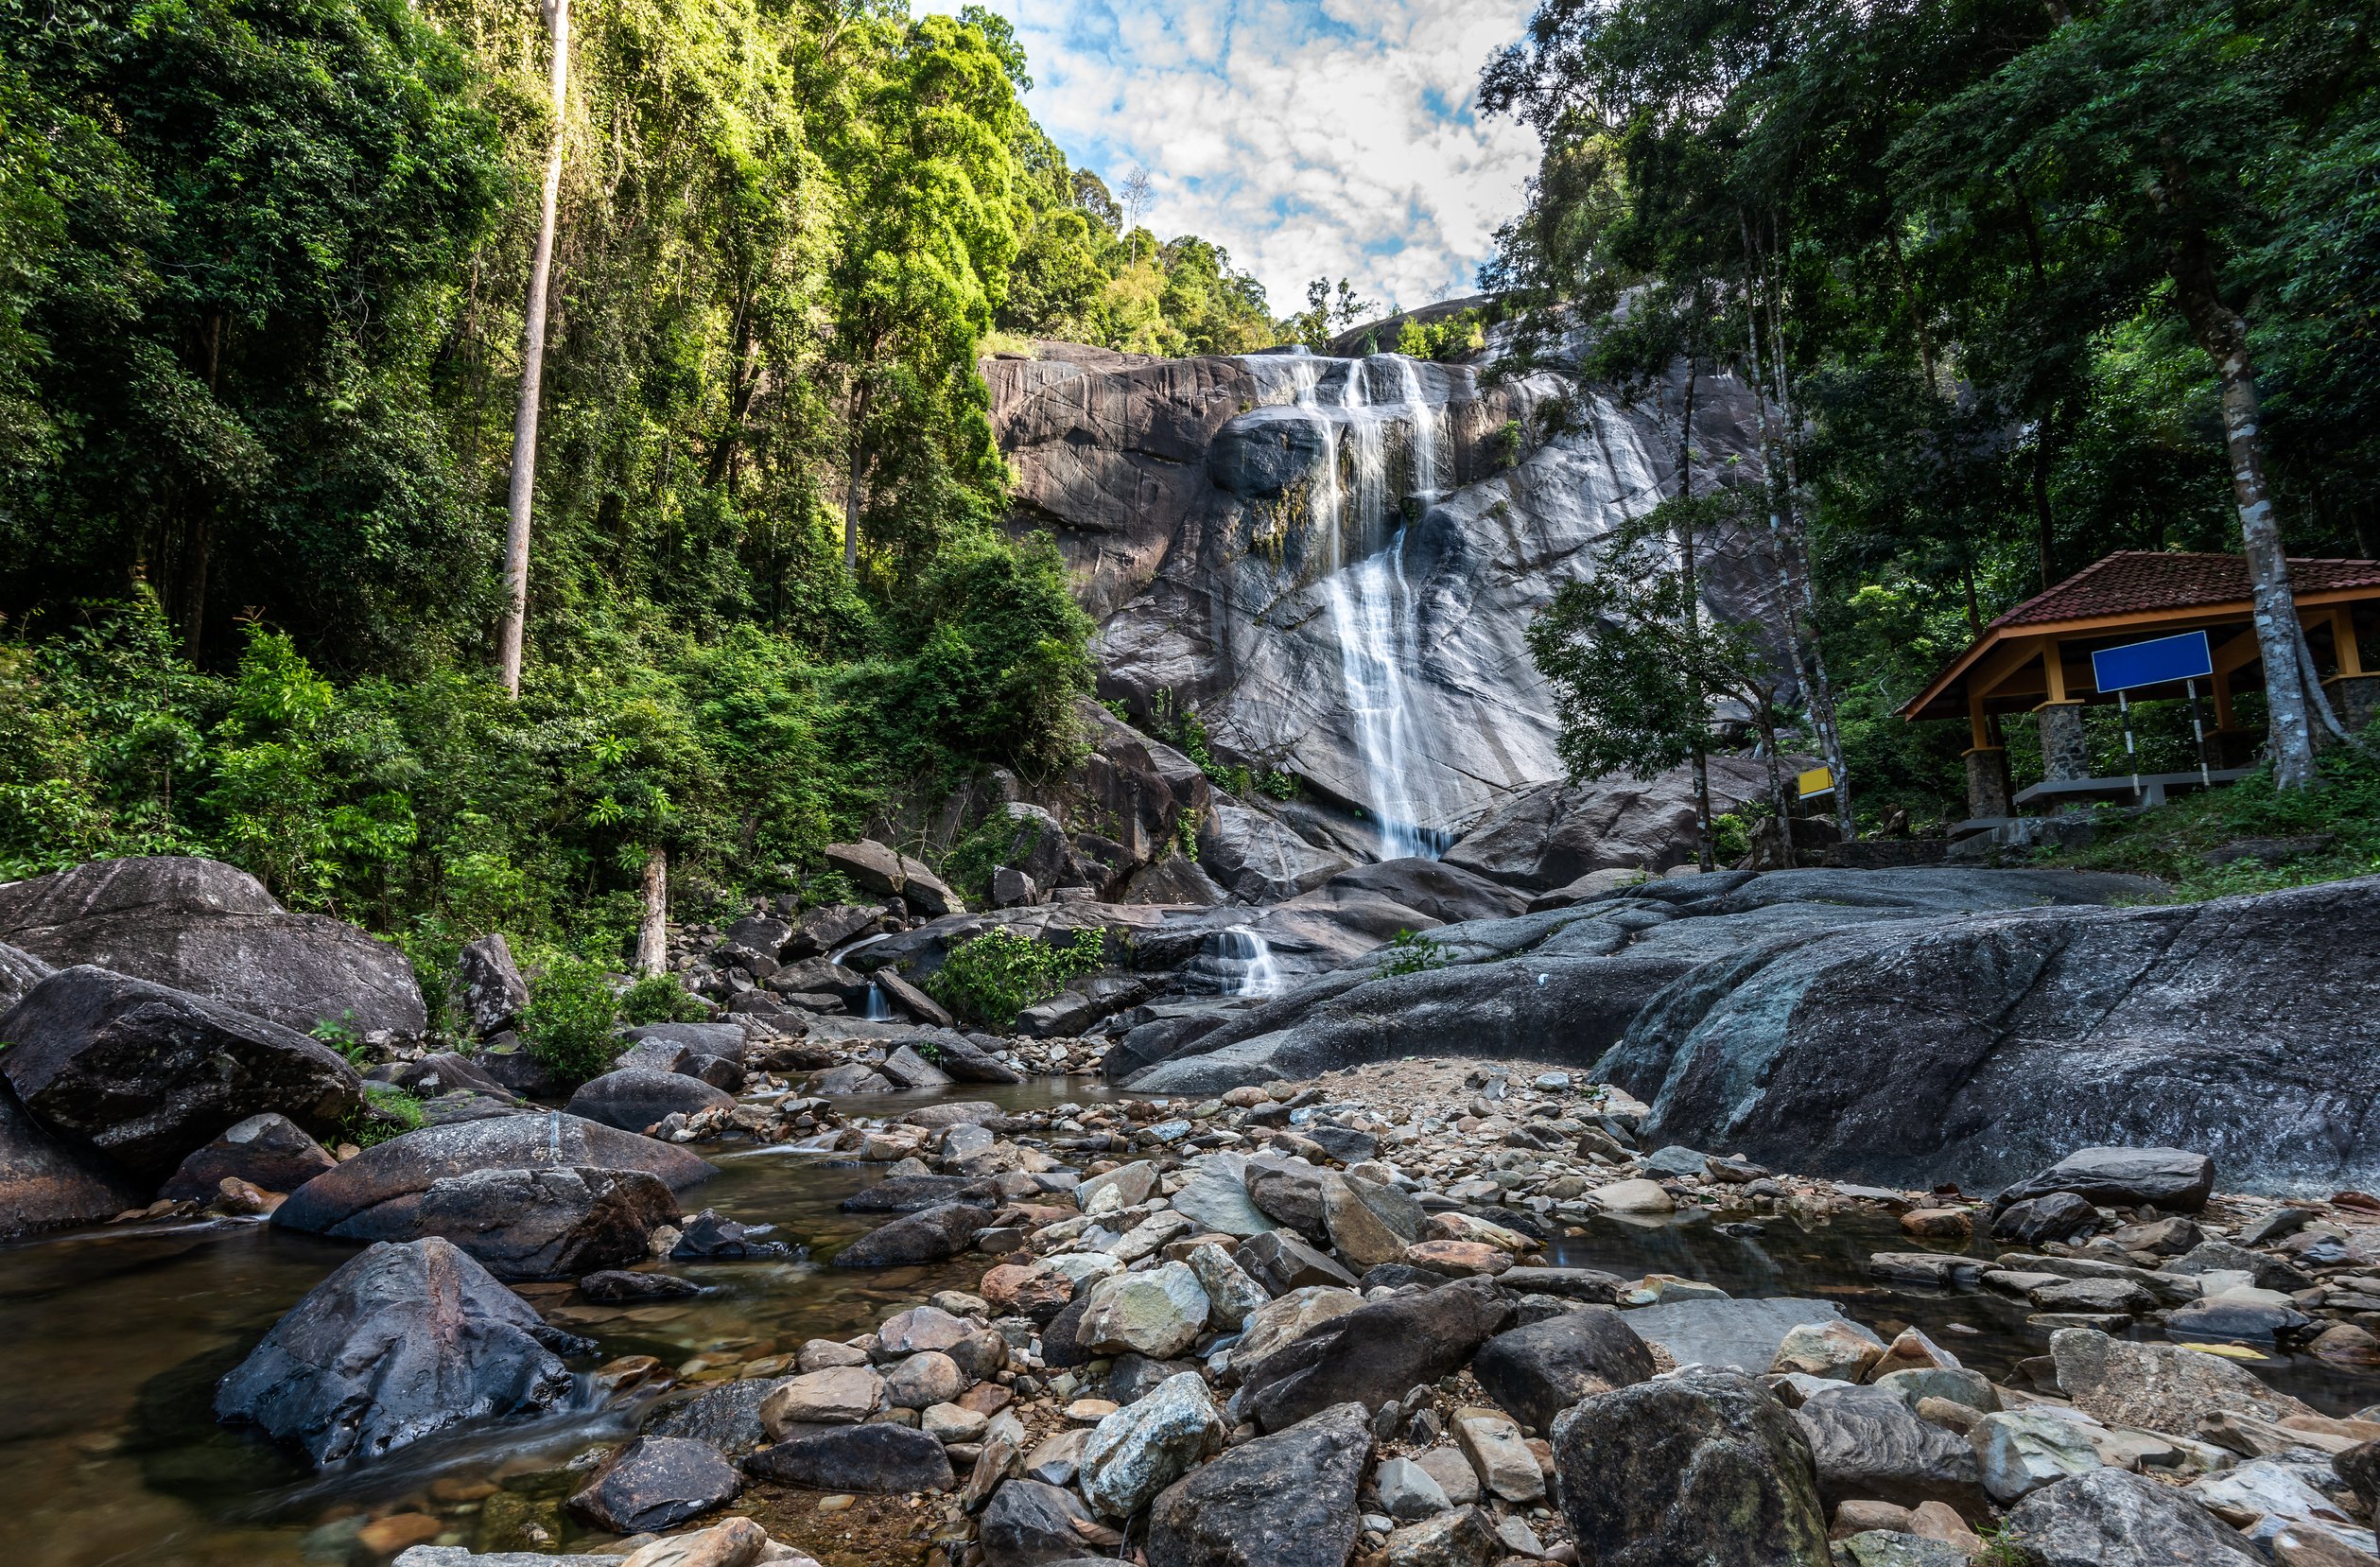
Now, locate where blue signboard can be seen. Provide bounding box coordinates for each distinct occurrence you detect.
[2092,630,2215,694]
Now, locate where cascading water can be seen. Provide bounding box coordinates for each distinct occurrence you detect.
[1247,350,1452,860]
[1214,925,1284,999]
[861,984,892,1021]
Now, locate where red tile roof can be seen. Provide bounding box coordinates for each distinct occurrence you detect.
[1989,550,2380,630]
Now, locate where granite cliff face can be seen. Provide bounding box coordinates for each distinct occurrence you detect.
[985,333,1779,856]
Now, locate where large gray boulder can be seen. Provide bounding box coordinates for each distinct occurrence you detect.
[0,856,426,1036]
[565,1068,735,1133]
[410,1165,679,1280]
[1198,803,1353,904]
[1445,756,1798,889]
[160,1112,338,1201]
[1792,1384,1986,1512]
[1994,1146,2216,1212]
[1239,1275,1511,1432]
[272,1111,715,1239]
[1,965,365,1175]
[452,934,529,1036]
[0,1080,143,1237]
[741,1422,955,1492]
[830,1199,995,1267]
[565,1436,739,1534]
[214,1237,585,1466]
[1607,877,2380,1194]
[1145,1402,1372,1567]
[0,938,52,1011]
[2003,1468,2260,1565]
[1551,1367,1831,1567]
[1314,859,1527,924]
[1471,1307,1656,1433]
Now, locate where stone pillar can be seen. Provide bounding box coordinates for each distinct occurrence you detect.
[1962,747,2011,820]
[2324,674,2380,740]
[2035,703,2090,780]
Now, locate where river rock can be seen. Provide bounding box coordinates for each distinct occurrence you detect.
[1238,1228,1359,1295]
[2,964,365,1175]
[1453,1407,1543,1502]
[2167,1239,2316,1294]
[2004,1467,2260,1565]
[647,1378,788,1454]
[1992,1192,2100,1245]
[1170,1154,1277,1238]
[1792,1384,1985,1512]
[0,855,427,1036]
[2048,1329,2313,1434]
[1496,1265,1626,1302]
[879,1044,953,1089]
[1145,1401,1371,1567]
[1240,1276,1511,1433]
[566,1069,735,1134]
[411,1164,679,1280]
[1183,1242,1268,1329]
[1551,1366,1831,1567]
[454,934,529,1036]
[832,1200,994,1267]
[1376,1454,1451,1522]
[1471,1306,1655,1432]
[742,1422,956,1492]
[1996,1146,2217,1214]
[1076,1262,1210,1359]
[1625,1297,1880,1375]
[878,1305,974,1356]
[272,1112,715,1238]
[1771,1320,1885,1382]
[980,1478,1096,1567]
[0,1078,144,1238]
[1972,1410,2106,1503]
[882,1351,965,1409]
[2339,1439,2378,1518]
[1079,1370,1226,1518]
[214,1237,581,1466]
[1079,1158,1158,1213]
[842,1175,996,1213]
[759,1367,885,1433]
[1234,1285,1364,1377]
[567,1436,739,1534]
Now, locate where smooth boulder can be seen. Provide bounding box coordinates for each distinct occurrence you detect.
[567,1436,739,1534]
[979,1479,1097,1567]
[453,934,530,1036]
[0,1079,143,1238]
[214,1237,582,1466]
[1551,1367,1831,1567]
[2003,1468,2260,1565]
[0,855,426,1036]
[1471,1307,1656,1433]
[741,1422,955,1492]
[1145,1402,1372,1567]
[1995,1146,2216,1214]
[159,1112,338,1201]
[411,1165,679,1280]
[272,1112,716,1238]
[2,965,364,1175]
[1239,1276,1511,1432]
[566,1069,736,1134]
[830,1199,995,1267]
[1792,1384,1986,1511]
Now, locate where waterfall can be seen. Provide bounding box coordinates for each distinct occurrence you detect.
[1212,925,1283,999]
[1242,351,1451,860]
[861,983,891,1021]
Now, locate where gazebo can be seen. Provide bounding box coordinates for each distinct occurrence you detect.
[1902,551,2380,821]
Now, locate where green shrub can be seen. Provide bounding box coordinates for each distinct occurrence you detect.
[924,925,1104,1027]
[310,1012,369,1067]
[349,1084,426,1147]
[619,972,708,1025]
[1374,928,1447,979]
[521,952,622,1084]
[1711,811,1753,865]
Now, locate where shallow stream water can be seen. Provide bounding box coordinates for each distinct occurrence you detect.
[4,1079,2374,1567]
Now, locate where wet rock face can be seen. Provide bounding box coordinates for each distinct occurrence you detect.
[270,1111,717,1240]
[0,855,426,1036]
[410,1164,680,1280]
[214,1237,582,1468]
[1144,1401,1372,1567]
[566,1436,739,1535]
[988,341,1772,840]
[1,965,365,1175]
[1611,877,2380,1194]
[1552,1367,1832,1567]
[566,1068,736,1134]
[0,1079,144,1239]
[1443,756,1796,891]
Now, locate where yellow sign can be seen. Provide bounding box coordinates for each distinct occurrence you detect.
[1798,766,1833,797]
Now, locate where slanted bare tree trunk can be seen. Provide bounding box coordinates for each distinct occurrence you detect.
[496,0,571,698]
[634,845,669,978]
[843,380,871,575]
[1673,347,1715,872]
[2167,218,2319,788]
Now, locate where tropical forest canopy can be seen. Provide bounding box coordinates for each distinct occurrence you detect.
[0,0,1272,958]
[1485,0,2379,813]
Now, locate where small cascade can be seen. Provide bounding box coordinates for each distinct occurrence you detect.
[861,983,892,1021]
[1195,924,1284,999]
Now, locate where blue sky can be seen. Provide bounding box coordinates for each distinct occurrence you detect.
[921,0,1543,319]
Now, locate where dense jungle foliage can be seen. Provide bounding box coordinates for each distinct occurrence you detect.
[1486,0,2380,827]
[0,0,1275,956]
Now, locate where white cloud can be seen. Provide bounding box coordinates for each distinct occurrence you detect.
[922,0,1543,319]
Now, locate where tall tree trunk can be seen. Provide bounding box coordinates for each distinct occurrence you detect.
[1764,270,1855,840]
[843,379,871,576]
[2167,219,2320,789]
[1675,344,1714,872]
[634,845,669,978]
[496,0,571,699]
[1760,707,1793,869]
[2011,180,2059,590]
